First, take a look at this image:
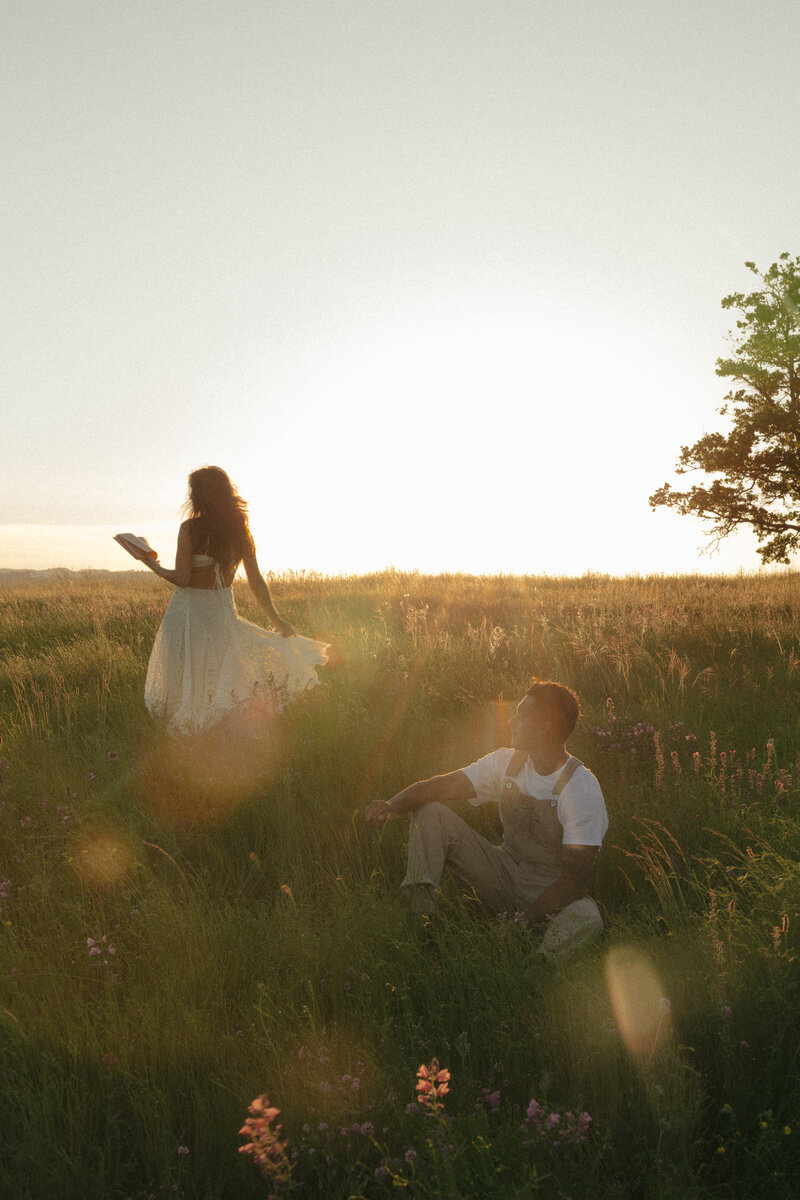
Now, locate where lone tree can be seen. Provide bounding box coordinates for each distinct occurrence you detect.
[650,253,800,564]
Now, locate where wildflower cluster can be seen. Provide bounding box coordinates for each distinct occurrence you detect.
[316,1071,361,1096]
[292,1114,411,1189]
[475,1087,501,1113]
[86,934,116,966]
[415,1059,451,1113]
[704,742,795,800]
[1,792,72,830]
[585,703,798,804]
[295,1042,366,1098]
[239,1058,590,1194]
[496,910,528,925]
[238,1096,291,1188]
[585,703,697,782]
[522,1098,592,1148]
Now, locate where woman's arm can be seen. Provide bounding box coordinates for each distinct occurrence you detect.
[144,522,193,587]
[242,552,296,637]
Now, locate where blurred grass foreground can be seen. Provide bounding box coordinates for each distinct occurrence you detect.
[1,568,800,1199]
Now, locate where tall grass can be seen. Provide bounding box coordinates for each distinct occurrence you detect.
[1,569,799,1198]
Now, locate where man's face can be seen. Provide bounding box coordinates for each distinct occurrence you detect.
[508,695,552,752]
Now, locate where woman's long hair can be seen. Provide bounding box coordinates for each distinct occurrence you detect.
[184,466,254,567]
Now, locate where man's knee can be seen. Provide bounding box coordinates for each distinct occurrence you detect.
[412,801,448,824]
[410,802,466,838]
[539,898,604,960]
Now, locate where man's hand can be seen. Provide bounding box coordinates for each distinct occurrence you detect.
[524,845,598,924]
[365,799,394,829]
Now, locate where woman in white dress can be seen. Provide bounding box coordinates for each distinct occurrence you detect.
[142,466,328,737]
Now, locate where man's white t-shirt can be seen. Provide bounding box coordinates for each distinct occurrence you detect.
[461,748,609,847]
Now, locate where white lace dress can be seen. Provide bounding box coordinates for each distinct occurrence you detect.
[144,556,328,736]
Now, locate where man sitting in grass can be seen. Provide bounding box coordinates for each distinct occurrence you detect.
[366,678,608,958]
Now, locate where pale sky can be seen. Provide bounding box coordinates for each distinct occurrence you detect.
[2,0,798,575]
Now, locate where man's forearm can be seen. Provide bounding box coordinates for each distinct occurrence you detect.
[386,779,436,814]
[366,769,475,829]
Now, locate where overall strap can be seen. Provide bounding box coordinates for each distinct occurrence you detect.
[553,756,582,795]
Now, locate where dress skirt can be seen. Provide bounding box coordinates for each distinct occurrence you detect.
[144,585,328,736]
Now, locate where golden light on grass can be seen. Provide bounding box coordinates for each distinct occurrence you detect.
[71,825,135,888]
[133,714,286,828]
[354,625,441,806]
[604,946,672,1062]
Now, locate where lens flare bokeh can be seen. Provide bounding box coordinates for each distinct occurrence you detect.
[133,707,286,828]
[604,945,672,1062]
[71,825,136,888]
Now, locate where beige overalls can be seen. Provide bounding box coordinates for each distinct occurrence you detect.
[402,751,604,958]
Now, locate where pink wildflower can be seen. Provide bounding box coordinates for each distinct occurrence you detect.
[476,1087,501,1113]
[238,1095,290,1187]
[415,1059,451,1111]
[522,1098,592,1147]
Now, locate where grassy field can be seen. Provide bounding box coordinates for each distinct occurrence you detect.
[1,568,799,1199]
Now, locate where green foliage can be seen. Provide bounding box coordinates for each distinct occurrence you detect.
[2,570,800,1198]
[650,253,800,563]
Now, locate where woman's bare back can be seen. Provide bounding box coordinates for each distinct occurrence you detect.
[188,558,238,589]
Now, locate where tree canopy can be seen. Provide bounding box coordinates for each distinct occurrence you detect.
[650,253,800,564]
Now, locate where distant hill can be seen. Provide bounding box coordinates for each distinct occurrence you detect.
[0,567,151,586]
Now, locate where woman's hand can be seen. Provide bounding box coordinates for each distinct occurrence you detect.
[275,618,297,638]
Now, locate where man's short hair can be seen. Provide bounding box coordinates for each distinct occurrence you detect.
[525,678,581,739]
